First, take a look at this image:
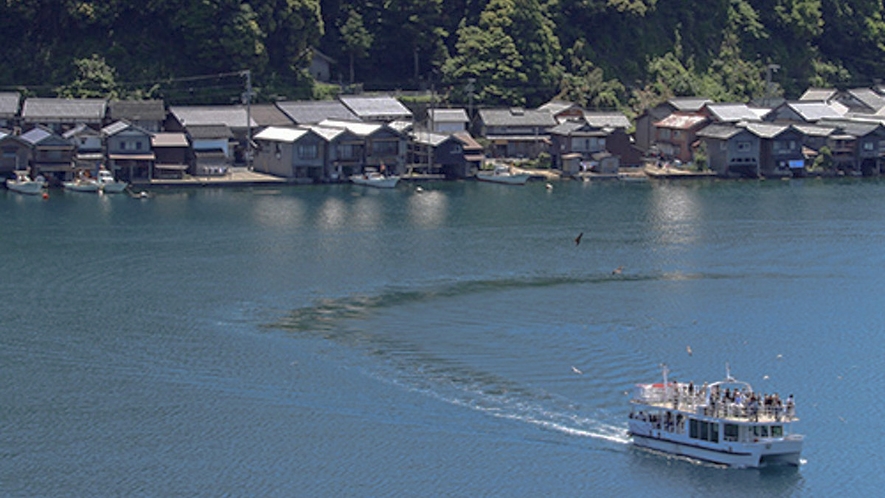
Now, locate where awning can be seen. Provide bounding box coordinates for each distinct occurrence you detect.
[109,153,155,160]
[464,154,485,161]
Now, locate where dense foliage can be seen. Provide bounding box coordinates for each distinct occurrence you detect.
[2,0,885,112]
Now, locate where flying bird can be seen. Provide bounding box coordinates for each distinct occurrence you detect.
[686,345,693,356]
[612,266,624,275]
[571,366,583,375]
[575,232,583,245]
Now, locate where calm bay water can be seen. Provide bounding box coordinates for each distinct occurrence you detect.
[2,178,884,496]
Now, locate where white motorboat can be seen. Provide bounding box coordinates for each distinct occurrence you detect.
[350,171,400,188]
[63,176,101,193]
[628,365,803,468]
[5,171,46,195]
[96,169,128,193]
[476,165,531,185]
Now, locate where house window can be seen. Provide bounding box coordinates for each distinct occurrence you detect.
[338,143,358,160]
[863,141,875,151]
[673,130,682,139]
[659,129,671,140]
[297,144,318,159]
[737,141,751,152]
[135,141,142,150]
[372,140,398,155]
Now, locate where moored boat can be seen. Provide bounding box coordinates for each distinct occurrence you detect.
[628,365,803,468]
[63,177,101,193]
[476,165,531,185]
[350,170,400,188]
[96,169,128,193]
[5,171,46,195]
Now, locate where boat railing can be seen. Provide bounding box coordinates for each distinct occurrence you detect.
[634,383,797,423]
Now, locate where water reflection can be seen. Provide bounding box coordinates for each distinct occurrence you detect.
[252,195,306,228]
[317,197,347,230]
[649,183,701,245]
[407,189,447,228]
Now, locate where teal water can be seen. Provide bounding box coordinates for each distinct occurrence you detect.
[2,179,884,496]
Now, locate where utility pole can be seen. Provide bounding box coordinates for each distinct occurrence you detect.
[765,64,780,107]
[241,69,253,168]
[466,78,476,127]
[427,82,435,173]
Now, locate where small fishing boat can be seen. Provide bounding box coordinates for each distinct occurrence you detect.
[628,365,803,468]
[350,170,400,189]
[96,169,128,193]
[476,165,531,185]
[63,176,100,193]
[5,171,46,195]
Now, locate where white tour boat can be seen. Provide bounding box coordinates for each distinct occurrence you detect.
[6,171,46,195]
[96,169,128,193]
[628,365,803,468]
[476,165,531,185]
[350,170,400,189]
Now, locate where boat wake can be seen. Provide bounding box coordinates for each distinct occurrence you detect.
[368,363,631,447]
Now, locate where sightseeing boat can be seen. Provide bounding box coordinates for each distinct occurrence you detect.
[628,365,803,468]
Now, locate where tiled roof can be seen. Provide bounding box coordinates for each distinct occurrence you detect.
[696,124,744,140]
[654,113,707,130]
[318,119,384,137]
[799,88,837,102]
[275,100,358,124]
[253,126,309,142]
[744,122,790,139]
[452,131,483,150]
[537,100,577,115]
[845,88,885,112]
[186,124,234,139]
[583,112,630,129]
[411,130,452,147]
[22,98,106,122]
[62,123,100,139]
[785,102,846,121]
[0,92,21,117]
[152,132,189,147]
[669,97,713,112]
[249,104,294,127]
[478,108,557,127]
[169,106,256,128]
[427,108,469,122]
[108,100,166,121]
[705,103,763,123]
[339,95,413,120]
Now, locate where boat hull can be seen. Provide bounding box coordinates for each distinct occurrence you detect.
[350,175,400,188]
[630,431,802,468]
[6,180,44,195]
[64,181,101,193]
[100,181,128,193]
[475,173,531,185]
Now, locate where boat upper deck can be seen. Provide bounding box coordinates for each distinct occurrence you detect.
[631,379,797,424]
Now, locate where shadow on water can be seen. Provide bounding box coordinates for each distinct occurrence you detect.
[267,269,713,334]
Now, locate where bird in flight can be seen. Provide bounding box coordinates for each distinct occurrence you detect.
[575,232,583,245]
[612,266,624,275]
[686,345,693,356]
[571,366,583,375]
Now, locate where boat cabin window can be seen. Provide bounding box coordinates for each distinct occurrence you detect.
[724,423,739,442]
[771,426,783,437]
[689,419,719,443]
[752,425,769,438]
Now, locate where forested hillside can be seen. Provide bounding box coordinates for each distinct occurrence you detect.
[1,0,883,113]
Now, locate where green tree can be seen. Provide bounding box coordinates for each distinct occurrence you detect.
[56,54,119,99]
[339,8,373,84]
